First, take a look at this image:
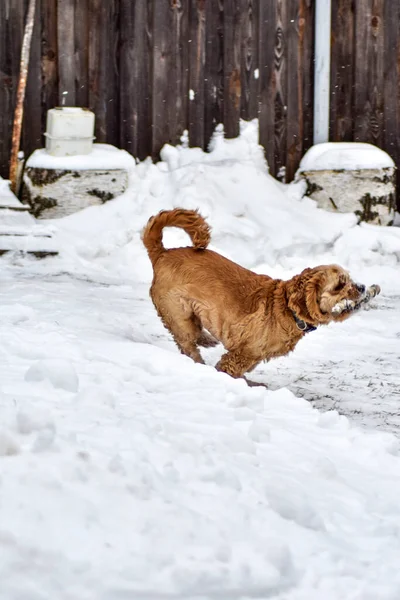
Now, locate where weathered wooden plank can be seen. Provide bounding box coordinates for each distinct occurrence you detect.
[241,0,259,121]
[22,0,43,162]
[259,0,287,178]
[285,1,301,182]
[88,0,107,141]
[223,0,242,138]
[120,0,151,159]
[286,3,299,180]
[354,0,384,146]
[0,0,18,176]
[382,1,399,155]
[41,0,58,134]
[74,0,89,108]
[285,0,314,182]
[259,0,277,173]
[188,0,206,148]
[353,0,371,142]
[169,0,189,147]
[204,0,224,146]
[118,0,134,155]
[272,0,287,178]
[151,0,188,154]
[57,0,76,105]
[152,0,173,156]
[0,0,13,177]
[104,0,120,146]
[300,0,314,155]
[330,0,354,141]
[383,0,400,211]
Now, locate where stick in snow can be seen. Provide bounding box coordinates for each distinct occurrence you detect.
[9,0,37,194]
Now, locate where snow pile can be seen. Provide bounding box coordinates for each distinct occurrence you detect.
[1,120,400,599]
[45,120,400,294]
[1,273,400,600]
[299,142,395,171]
[27,143,136,171]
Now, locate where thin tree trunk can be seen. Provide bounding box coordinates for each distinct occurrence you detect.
[9,0,37,193]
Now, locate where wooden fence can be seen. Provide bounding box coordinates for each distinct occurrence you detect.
[0,0,399,208]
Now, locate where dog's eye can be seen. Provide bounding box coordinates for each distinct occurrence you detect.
[334,282,345,292]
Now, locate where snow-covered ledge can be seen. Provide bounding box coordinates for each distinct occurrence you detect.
[22,144,135,219]
[298,143,396,226]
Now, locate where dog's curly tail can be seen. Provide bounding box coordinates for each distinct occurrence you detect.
[142,208,211,266]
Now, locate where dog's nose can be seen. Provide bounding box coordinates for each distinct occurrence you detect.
[356,283,366,294]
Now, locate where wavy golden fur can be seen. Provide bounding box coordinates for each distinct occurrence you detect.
[142,209,365,380]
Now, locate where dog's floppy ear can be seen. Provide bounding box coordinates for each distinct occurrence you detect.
[286,268,312,322]
[304,271,331,323]
[287,269,329,324]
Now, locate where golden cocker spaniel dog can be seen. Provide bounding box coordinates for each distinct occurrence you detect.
[142,209,379,380]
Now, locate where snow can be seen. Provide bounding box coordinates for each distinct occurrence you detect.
[299,142,395,171]
[1,120,400,599]
[0,177,57,253]
[26,143,136,171]
[0,177,13,195]
[25,359,80,393]
[0,177,21,206]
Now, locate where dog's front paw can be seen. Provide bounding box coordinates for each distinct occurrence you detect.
[243,377,267,388]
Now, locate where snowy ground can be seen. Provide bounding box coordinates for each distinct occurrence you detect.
[1,122,400,599]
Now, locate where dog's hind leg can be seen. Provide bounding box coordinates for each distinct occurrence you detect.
[215,349,259,379]
[197,330,219,348]
[169,317,205,363]
[155,293,205,364]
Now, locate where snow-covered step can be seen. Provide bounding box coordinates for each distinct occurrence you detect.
[0,233,57,257]
[0,178,30,211]
[0,224,53,237]
[0,200,30,211]
[0,177,58,257]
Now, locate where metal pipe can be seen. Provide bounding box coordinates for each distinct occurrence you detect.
[313,0,332,144]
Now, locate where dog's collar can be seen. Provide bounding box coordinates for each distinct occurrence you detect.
[291,311,317,334]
